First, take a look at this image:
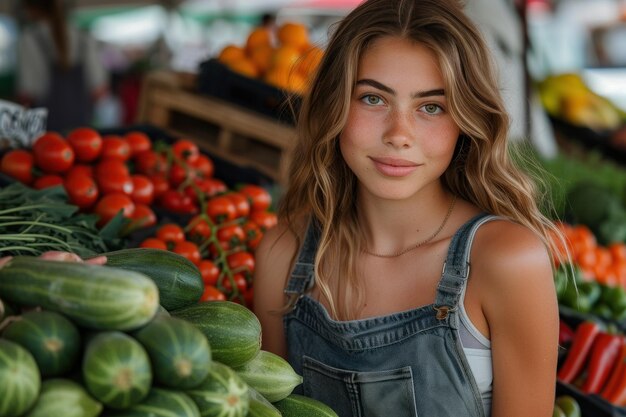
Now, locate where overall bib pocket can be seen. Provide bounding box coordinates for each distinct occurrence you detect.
[302,356,419,417]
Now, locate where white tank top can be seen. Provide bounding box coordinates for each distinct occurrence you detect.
[458,284,492,415]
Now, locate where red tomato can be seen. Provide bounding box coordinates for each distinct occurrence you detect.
[198,260,220,285]
[0,149,34,184]
[217,224,246,250]
[148,175,169,199]
[129,204,157,229]
[140,237,167,250]
[187,215,213,239]
[206,196,237,224]
[95,158,130,178]
[244,287,254,309]
[134,150,167,175]
[33,132,75,173]
[66,128,102,162]
[173,240,201,266]
[97,171,133,196]
[239,184,272,212]
[64,174,99,208]
[130,175,155,205]
[94,193,135,226]
[33,174,64,189]
[226,192,251,218]
[65,164,94,179]
[226,251,255,274]
[250,211,278,231]
[220,272,247,293]
[242,221,263,250]
[190,154,214,178]
[101,136,131,161]
[156,223,185,243]
[124,131,152,156]
[169,163,194,187]
[160,190,197,214]
[200,285,226,301]
[172,139,199,163]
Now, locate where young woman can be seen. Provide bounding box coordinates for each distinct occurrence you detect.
[253,0,562,416]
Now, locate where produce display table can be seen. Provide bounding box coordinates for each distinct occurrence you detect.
[137,70,296,185]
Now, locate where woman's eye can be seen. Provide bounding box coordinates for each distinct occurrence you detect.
[361,95,383,105]
[422,103,443,114]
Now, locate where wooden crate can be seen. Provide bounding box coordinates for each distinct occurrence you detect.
[137,70,296,185]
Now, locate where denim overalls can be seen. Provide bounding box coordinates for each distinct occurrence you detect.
[284,213,496,417]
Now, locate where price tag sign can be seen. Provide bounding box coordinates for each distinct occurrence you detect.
[0,99,47,150]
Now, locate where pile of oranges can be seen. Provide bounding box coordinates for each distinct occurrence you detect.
[217,22,323,95]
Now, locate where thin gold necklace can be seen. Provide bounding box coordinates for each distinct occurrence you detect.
[363,195,457,258]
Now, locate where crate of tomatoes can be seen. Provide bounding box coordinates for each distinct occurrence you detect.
[0,124,278,310]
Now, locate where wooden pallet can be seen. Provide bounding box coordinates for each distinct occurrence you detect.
[137,70,296,185]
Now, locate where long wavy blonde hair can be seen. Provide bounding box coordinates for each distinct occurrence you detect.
[280,0,564,320]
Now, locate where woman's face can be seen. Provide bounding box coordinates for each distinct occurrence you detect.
[340,36,460,202]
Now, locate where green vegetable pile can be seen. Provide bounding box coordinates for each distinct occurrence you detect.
[0,182,125,257]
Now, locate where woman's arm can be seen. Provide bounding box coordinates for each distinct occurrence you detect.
[253,222,299,359]
[474,221,558,417]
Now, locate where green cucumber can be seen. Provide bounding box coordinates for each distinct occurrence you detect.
[134,315,212,389]
[0,339,40,417]
[83,331,152,409]
[273,394,339,417]
[23,378,102,417]
[186,361,249,417]
[234,350,302,402]
[105,387,200,417]
[100,248,204,311]
[2,310,81,377]
[248,388,281,417]
[0,257,159,331]
[171,301,261,368]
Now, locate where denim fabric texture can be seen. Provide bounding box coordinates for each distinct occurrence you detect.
[284,213,497,417]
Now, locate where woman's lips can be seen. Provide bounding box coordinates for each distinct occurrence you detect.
[370,157,419,177]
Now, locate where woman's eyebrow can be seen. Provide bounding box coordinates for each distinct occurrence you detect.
[356,79,445,98]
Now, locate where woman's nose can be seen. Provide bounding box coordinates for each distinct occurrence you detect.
[383,110,414,148]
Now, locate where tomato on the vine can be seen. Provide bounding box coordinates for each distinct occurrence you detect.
[173,240,201,266]
[129,204,157,229]
[200,285,226,301]
[160,190,197,214]
[169,163,194,187]
[94,193,135,226]
[101,136,131,161]
[172,139,199,163]
[220,272,247,294]
[250,211,278,231]
[239,184,272,212]
[187,215,213,239]
[206,196,237,224]
[64,174,99,208]
[97,170,133,196]
[242,221,263,250]
[148,175,169,199]
[134,150,167,175]
[66,127,102,162]
[227,192,251,219]
[139,237,167,250]
[95,158,130,178]
[33,132,75,173]
[33,174,63,189]
[65,164,94,179]
[130,175,155,205]
[156,223,185,243]
[226,251,255,274]
[0,149,34,184]
[190,154,214,178]
[217,224,246,250]
[198,259,220,286]
[124,131,152,156]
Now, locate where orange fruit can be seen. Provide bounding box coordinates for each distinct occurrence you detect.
[271,45,301,71]
[218,45,246,64]
[287,72,307,94]
[249,44,274,75]
[296,45,323,77]
[277,22,309,52]
[265,67,291,90]
[246,27,272,54]
[226,57,259,78]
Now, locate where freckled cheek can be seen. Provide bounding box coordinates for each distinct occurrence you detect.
[421,125,459,158]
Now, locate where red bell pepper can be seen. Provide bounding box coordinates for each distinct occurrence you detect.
[559,320,575,346]
[581,332,624,394]
[600,344,626,404]
[557,321,602,383]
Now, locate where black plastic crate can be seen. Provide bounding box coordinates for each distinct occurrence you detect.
[197,58,301,125]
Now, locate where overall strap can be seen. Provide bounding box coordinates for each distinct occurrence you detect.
[433,213,499,323]
[284,218,320,303]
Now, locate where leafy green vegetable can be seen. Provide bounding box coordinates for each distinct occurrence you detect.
[0,183,126,257]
